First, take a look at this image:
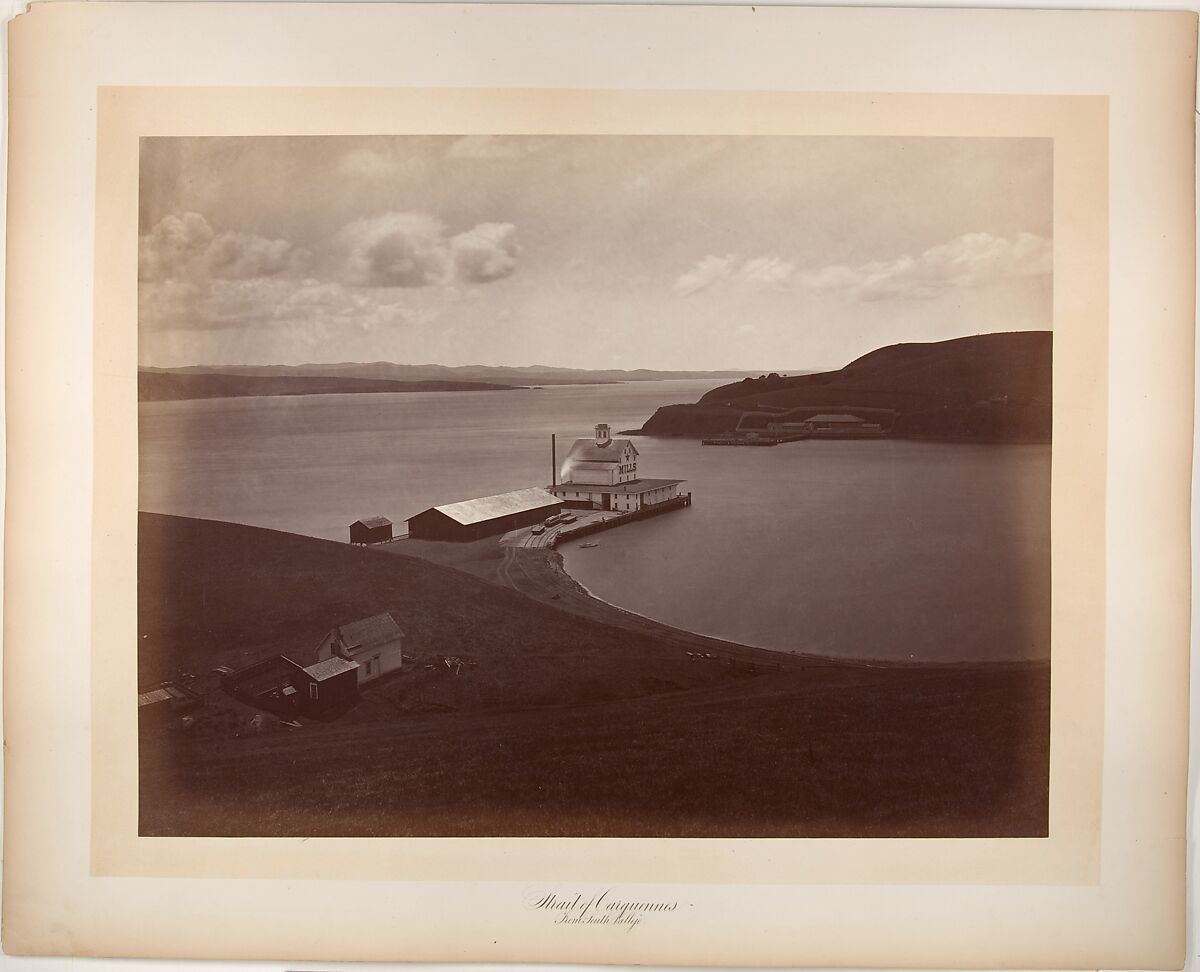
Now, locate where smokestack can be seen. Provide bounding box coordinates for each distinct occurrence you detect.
[551,434,556,487]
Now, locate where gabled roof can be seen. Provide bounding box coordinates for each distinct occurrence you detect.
[304,656,360,681]
[428,487,562,526]
[337,611,403,649]
[806,413,865,423]
[351,515,392,529]
[564,438,638,463]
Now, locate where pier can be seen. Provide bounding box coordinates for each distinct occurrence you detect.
[701,434,809,446]
[702,436,783,446]
[501,493,693,550]
[554,493,691,546]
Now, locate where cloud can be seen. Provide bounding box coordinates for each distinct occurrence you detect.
[206,231,308,279]
[281,280,439,333]
[138,212,214,282]
[799,232,1052,302]
[739,256,795,287]
[336,212,451,287]
[140,275,439,336]
[449,222,519,283]
[674,233,1051,302]
[140,209,519,347]
[139,212,306,282]
[673,254,794,297]
[335,212,519,287]
[673,255,736,297]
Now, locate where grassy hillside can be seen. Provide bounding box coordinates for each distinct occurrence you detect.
[137,513,730,705]
[640,331,1051,442]
[139,513,1049,838]
[138,371,516,402]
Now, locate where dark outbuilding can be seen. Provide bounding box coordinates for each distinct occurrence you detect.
[349,515,393,545]
[284,656,361,717]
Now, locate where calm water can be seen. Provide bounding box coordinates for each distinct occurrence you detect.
[140,381,1050,662]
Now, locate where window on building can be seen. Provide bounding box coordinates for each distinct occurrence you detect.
[308,683,319,700]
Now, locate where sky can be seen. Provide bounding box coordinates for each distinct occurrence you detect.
[138,134,1052,371]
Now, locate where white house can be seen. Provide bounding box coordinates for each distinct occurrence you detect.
[315,611,404,685]
[549,423,684,512]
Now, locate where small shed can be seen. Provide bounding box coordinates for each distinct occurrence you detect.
[349,515,393,545]
[286,656,361,717]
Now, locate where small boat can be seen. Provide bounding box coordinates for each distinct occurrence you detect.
[579,541,599,548]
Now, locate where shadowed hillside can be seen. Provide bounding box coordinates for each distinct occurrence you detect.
[638,331,1051,442]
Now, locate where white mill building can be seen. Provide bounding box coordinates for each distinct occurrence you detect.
[548,423,685,513]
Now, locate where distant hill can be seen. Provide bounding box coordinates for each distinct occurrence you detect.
[637,331,1052,443]
[141,362,798,387]
[138,371,517,402]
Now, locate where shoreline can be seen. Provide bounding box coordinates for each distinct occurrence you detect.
[389,536,1047,674]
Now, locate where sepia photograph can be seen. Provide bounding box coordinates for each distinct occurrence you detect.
[5,0,1193,963]
[136,133,1053,838]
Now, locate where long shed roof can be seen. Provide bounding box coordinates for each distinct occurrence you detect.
[426,487,562,526]
[807,413,865,423]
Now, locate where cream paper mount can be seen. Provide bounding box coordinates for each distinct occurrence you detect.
[4,3,1196,967]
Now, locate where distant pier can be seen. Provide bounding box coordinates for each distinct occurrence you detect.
[702,436,784,446]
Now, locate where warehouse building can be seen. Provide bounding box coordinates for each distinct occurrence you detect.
[406,487,563,542]
[794,413,884,437]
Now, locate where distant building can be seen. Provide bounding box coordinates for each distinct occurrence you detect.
[283,655,361,716]
[407,487,563,542]
[549,423,685,512]
[316,611,405,685]
[791,413,884,437]
[349,515,393,545]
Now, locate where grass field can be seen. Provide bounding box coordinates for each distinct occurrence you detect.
[138,513,1049,837]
